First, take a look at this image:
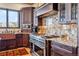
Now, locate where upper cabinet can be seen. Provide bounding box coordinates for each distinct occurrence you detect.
[59,3,78,24]
[59,3,65,23]
[20,7,33,24]
[71,3,78,20]
[20,7,33,33]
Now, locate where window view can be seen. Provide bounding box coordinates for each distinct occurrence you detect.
[8,11,19,27]
[0,9,7,27]
[0,8,19,28]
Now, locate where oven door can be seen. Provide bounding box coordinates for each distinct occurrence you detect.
[34,44,44,56]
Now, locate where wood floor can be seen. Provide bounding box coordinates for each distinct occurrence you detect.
[24,48,32,56]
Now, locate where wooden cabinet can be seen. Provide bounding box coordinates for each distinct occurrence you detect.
[16,34,23,47]
[71,3,77,20]
[0,39,16,51]
[20,7,33,33]
[0,34,16,51]
[6,39,16,49]
[22,34,29,47]
[59,3,65,23]
[59,3,78,24]
[0,34,29,51]
[51,42,77,56]
[16,34,29,47]
[0,40,6,51]
[20,7,33,24]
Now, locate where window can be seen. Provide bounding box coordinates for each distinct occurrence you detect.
[0,9,7,27]
[0,8,20,28]
[8,10,19,27]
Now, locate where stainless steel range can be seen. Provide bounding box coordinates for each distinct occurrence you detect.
[29,34,46,56]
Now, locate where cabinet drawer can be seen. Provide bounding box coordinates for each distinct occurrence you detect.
[16,34,23,38]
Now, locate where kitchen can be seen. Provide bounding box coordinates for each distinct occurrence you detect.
[0,3,78,56]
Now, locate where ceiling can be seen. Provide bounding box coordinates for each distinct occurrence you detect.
[21,3,34,5]
[0,3,44,10]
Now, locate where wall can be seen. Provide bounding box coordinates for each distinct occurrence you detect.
[33,3,44,8]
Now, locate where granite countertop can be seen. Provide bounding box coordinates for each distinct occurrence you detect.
[0,32,30,34]
[30,33,77,47]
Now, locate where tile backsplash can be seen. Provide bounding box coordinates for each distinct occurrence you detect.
[45,24,77,47]
[42,15,77,47]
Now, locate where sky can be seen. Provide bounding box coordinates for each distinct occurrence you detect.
[0,9,19,27]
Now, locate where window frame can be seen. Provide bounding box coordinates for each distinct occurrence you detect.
[0,8,20,28]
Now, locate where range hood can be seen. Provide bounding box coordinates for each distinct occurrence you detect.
[35,3,58,17]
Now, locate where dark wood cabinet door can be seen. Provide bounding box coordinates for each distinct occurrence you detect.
[22,34,29,47]
[17,39,23,47]
[16,34,23,47]
[20,7,33,33]
[6,40,16,49]
[51,42,75,56]
[16,34,29,47]
[0,40,6,51]
[21,7,33,24]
